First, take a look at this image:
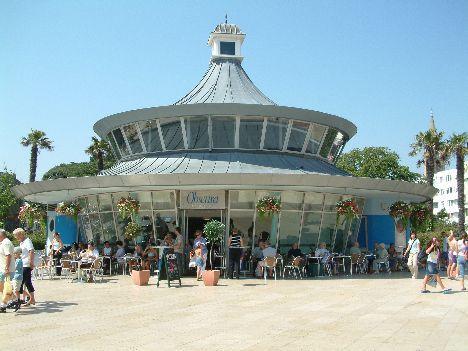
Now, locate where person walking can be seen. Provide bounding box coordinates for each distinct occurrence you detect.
[447,231,458,279]
[13,228,36,306]
[0,229,16,313]
[421,238,451,294]
[50,232,63,276]
[403,232,421,279]
[228,228,243,279]
[173,227,184,275]
[456,234,467,291]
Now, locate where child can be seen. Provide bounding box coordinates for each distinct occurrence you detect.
[4,247,22,311]
[195,243,204,281]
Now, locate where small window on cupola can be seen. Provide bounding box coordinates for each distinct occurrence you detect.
[220,41,235,55]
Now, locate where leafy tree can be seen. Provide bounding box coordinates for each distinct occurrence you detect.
[336,147,420,182]
[85,137,114,172]
[444,132,468,233]
[21,129,54,182]
[409,125,446,214]
[42,159,116,180]
[0,171,22,229]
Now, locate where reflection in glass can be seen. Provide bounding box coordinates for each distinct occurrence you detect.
[98,194,112,212]
[255,214,279,249]
[185,116,209,149]
[79,215,92,243]
[136,210,153,244]
[328,132,345,162]
[263,117,288,150]
[318,213,336,249]
[100,212,116,243]
[239,117,263,149]
[112,192,130,210]
[130,192,152,211]
[138,120,163,152]
[229,210,254,248]
[112,128,130,156]
[281,191,303,211]
[229,190,255,209]
[77,197,88,214]
[323,194,342,212]
[89,213,102,245]
[152,191,175,210]
[87,195,99,213]
[306,124,326,154]
[107,132,121,159]
[160,118,184,150]
[287,121,309,152]
[278,211,302,255]
[300,212,322,253]
[319,128,338,160]
[212,116,235,148]
[123,124,143,154]
[304,193,324,212]
[153,211,176,240]
[333,219,350,254]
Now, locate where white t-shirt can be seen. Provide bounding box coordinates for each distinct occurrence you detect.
[262,247,277,258]
[20,237,35,268]
[408,239,420,254]
[0,238,16,273]
[427,249,439,264]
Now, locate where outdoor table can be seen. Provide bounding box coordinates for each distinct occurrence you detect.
[102,256,113,275]
[307,256,324,277]
[121,255,139,275]
[332,255,352,275]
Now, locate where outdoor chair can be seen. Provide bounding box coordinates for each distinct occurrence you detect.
[283,256,304,279]
[34,256,53,280]
[321,255,334,277]
[350,254,360,274]
[81,257,104,283]
[59,259,73,280]
[263,256,277,281]
[356,253,368,274]
[374,258,391,274]
[213,250,226,277]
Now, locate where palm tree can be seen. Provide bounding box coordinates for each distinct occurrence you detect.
[85,137,112,172]
[21,130,54,182]
[445,132,468,234]
[409,116,446,214]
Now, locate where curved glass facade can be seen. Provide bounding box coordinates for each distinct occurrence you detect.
[77,189,364,256]
[106,116,346,164]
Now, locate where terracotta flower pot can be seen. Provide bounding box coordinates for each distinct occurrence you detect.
[203,270,220,286]
[131,270,150,286]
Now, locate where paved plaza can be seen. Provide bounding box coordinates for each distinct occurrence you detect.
[1,273,467,351]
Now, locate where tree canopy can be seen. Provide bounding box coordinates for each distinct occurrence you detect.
[336,147,420,182]
[42,160,116,180]
[0,171,22,228]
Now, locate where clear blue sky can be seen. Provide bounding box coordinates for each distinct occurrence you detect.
[1,1,467,183]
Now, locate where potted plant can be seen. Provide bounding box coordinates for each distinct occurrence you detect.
[202,219,225,286]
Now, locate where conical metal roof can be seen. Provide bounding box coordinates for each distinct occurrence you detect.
[174,58,276,105]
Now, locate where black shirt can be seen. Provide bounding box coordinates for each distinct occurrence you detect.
[288,248,303,258]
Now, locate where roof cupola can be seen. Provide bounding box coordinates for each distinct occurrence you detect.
[208,18,245,61]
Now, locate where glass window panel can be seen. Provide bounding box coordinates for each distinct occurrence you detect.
[263,117,288,150]
[300,212,322,254]
[323,194,343,212]
[159,118,184,150]
[134,210,153,244]
[229,210,254,248]
[153,211,176,240]
[130,192,152,211]
[98,194,113,212]
[239,117,263,149]
[220,41,235,55]
[319,128,338,159]
[152,191,175,210]
[306,124,327,154]
[87,195,99,213]
[115,216,127,242]
[281,191,303,211]
[123,124,143,154]
[328,132,346,163]
[78,215,92,243]
[138,120,163,152]
[255,214,279,250]
[212,116,235,148]
[356,198,365,214]
[112,192,130,210]
[346,217,361,252]
[333,219,349,254]
[185,116,209,149]
[287,121,309,152]
[229,190,256,209]
[278,211,302,256]
[318,213,337,250]
[304,193,324,211]
[107,132,121,159]
[100,212,116,244]
[88,213,102,245]
[112,128,130,156]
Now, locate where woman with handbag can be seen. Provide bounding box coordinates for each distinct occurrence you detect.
[421,238,451,294]
[403,232,421,279]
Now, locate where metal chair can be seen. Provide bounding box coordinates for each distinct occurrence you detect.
[263,256,277,281]
[283,256,304,279]
[81,257,104,283]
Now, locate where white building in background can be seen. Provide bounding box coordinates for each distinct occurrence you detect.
[433,167,468,224]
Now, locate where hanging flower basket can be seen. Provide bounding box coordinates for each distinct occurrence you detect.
[55,201,81,220]
[389,201,411,229]
[256,195,281,217]
[336,198,359,224]
[124,221,141,241]
[18,202,45,228]
[117,196,140,220]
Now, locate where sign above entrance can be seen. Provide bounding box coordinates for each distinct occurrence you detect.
[180,190,225,210]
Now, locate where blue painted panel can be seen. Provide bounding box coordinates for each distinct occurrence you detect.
[55,215,77,246]
[357,215,397,250]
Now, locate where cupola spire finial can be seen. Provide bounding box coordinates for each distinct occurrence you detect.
[225,14,228,24]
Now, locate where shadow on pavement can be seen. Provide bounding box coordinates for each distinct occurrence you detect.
[14,300,78,315]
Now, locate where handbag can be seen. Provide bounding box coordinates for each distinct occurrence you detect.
[2,276,12,300]
[404,240,416,261]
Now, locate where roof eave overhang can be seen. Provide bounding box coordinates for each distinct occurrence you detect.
[93,104,357,141]
[12,174,436,205]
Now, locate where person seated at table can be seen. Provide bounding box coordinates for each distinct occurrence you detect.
[79,242,99,268]
[349,242,361,255]
[114,241,125,262]
[287,242,303,259]
[372,243,389,273]
[78,242,86,255]
[257,242,278,278]
[128,244,143,272]
[142,243,158,271]
[251,240,265,275]
[315,242,331,263]
[68,242,80,259]
[101,241,112,274]
[388,243,398,271]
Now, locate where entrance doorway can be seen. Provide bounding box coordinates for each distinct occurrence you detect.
[183,209,225,271]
